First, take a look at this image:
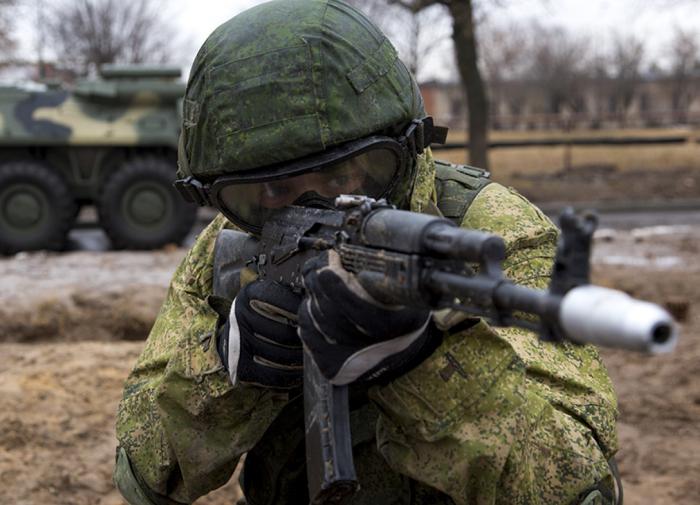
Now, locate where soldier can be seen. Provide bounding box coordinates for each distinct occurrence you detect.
[114,1,620,504]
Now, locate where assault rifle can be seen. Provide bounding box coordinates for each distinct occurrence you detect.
[253,195,677,505]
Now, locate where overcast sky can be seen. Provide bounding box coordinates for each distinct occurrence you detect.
[506,0,700,58]
[180,0,700,80]
[13,0,700,82]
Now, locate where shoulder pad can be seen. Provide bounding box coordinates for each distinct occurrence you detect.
[434,160,492,224]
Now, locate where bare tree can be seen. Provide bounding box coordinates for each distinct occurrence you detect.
[667,27,700,124]
[344,0,399,27]
[387,0,490,170]
[479,21,531,126]
[608,34,645,125]
[0,0,16,63]
[480,22,530,84]
[46,0,178,76]
[402,4,451,78]
[344,0,450,81]
[525,24,590,119]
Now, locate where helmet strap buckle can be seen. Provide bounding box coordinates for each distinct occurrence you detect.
[401,117,449,156]
[174,176,210,206]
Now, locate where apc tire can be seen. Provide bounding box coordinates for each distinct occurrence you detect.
[98,157,197,249]
[0,161,77,255]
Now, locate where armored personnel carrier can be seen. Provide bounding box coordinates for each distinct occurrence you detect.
[0,65,196,254]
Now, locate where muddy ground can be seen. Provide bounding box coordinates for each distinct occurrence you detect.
[1,223,698,505]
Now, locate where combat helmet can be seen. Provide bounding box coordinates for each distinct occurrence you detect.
[175,0,447,233]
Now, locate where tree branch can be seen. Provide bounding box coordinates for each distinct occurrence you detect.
[387,0,443,14]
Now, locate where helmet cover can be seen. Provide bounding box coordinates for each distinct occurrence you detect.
[178,0,425,179]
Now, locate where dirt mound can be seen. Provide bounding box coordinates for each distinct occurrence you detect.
[0,250,184,342]
[596,267,700,505]
[0,284,166,342]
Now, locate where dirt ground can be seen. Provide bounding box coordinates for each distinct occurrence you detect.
[592,225,700,504]
[1,223,698,504]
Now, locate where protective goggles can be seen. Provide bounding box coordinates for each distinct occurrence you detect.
[175,117,448,234]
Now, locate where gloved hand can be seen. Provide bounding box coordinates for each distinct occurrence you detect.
[218,280,303,389]
[298,250,434,385]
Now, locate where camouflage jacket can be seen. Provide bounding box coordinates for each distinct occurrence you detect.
[115,150,618,505]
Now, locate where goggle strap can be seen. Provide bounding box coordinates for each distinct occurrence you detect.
[421,116,449,147]
[174,176,210,206]
[430,124,449,145]
[404,117,449,155]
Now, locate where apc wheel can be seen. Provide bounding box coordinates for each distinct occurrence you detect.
[98,157,197,249]
[0,161,77,255]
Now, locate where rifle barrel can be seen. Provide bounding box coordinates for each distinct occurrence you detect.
[428,272,677,354]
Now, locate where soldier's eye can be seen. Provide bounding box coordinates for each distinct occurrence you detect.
[262,182,291,198]
[327,175,351,189]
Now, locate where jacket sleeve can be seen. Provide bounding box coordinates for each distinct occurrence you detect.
[115,214,288,503]
[370,183,619,505]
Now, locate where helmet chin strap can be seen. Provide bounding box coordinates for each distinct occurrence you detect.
[292,191,337,209]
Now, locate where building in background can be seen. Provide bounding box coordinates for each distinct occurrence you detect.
[421,73,700,131]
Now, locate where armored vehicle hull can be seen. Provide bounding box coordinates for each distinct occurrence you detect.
[0,65,196,253]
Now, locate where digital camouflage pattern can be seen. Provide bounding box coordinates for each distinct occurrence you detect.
[0,66,183,150]
[115,151,619,505]
[373,179,618,504]
[178,0,424,180]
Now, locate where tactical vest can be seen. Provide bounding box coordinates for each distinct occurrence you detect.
[212,161,491,505]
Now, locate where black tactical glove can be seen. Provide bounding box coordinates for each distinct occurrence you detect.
[217,280,303,389]
[298,250,435,385]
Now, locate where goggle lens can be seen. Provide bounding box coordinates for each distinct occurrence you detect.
[216,147,400,231]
